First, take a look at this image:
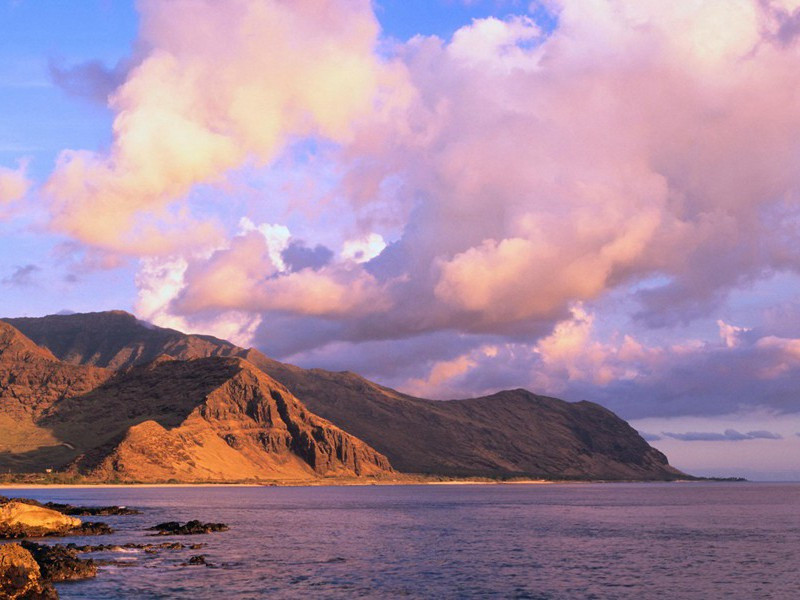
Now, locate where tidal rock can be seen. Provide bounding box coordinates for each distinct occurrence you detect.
[20,542,97,583]
[42,503,139,517]
[68,522,114,536]
[0,497,138,517]
[0,543,58,599]
[0,501,82,539]
[148,520,229,535]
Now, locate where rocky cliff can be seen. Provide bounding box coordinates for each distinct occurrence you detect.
[5,311,685,480]
[0,320,392,481]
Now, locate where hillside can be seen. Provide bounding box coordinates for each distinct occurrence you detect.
[0,320,392,481]
[5,311,684,480]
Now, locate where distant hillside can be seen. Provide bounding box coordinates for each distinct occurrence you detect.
[4,311,685,481]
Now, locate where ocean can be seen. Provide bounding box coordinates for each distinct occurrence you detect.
[2,482,798,599]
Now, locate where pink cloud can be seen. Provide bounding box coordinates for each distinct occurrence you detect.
[0,164,30,212]
[45,0,393,254]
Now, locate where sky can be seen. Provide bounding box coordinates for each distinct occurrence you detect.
[2,0,800,480]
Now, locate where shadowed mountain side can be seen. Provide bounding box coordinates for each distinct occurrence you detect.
[243,351,680,480]
[0,328,392,480]
[4,311,239,370]
[5,311,684,480]
[69,357,392,481]
[0,322,112,467]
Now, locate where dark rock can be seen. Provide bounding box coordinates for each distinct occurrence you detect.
[20,542,97,583]
[148,520,229,535]
[68,522,114,536]
[0,543,58,599]
[43,503,139,516]
[187,555,207,565]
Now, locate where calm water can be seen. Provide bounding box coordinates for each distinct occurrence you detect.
[1,482,798,599]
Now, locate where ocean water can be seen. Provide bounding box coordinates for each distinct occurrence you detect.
[1,482,798,599]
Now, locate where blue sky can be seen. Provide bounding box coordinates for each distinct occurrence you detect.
[2,0,800,479]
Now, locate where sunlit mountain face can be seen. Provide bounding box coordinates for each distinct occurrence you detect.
[2,0,800,480]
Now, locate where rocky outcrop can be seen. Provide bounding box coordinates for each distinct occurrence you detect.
[148,521,229,536]
[0,543,57,599]
[19,543,97,583]
[0,502,82,539]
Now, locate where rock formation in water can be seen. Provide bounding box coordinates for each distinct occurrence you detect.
[3,311,685,481]
[0,543,58,599]
[0,502,82,539]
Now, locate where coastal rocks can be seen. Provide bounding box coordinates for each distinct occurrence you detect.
[0,499,114,539]
[66,541,204,553]
[184,555,212,567]
[0,543,58,599]
[20,542,97,583]
[41,503,139,517]
[148,520,229,535]
[0,502,81,539]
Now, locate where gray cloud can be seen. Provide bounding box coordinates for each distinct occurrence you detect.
[662,429,783,442]
[2,264,40,287]
[281,241,333,272]
[48,58,132,105]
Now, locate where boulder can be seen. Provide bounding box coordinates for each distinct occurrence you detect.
[148,520,229,535]
[0,543,58,599]
[20,542,97,583]
[0,502,82,539]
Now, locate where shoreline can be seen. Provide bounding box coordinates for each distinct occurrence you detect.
[0,477,715,490]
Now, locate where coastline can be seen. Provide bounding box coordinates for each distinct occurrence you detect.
[0,477,700,489]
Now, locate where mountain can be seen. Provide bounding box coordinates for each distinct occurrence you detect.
[4,311,684,480]
[0,320,391,481]
[0,322,112,472]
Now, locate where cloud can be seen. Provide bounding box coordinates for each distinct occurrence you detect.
[49,58,132,104]
[44,0,396,254]
[2,265,40,287]
[352,1,800,335]
[282,241,334,272]
[662,429,783,442]
[0,164,30,209]
[36,1,800,423]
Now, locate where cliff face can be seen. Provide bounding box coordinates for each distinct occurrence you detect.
[244,352,681,480]
[73,358,392,482]
[5,312,685,480]
[0,320,392,481]
[0,322,112,471]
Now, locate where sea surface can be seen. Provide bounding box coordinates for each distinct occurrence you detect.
[1,482,798,599]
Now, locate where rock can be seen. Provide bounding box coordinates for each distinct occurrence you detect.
[0,543,58,599]
[148,520,229,535]
[68,522,114,536]
[187,555,207,565]
[0,497,139,517]
[42,503,139,516]
[20,542,97,583]
[0,501,82,539]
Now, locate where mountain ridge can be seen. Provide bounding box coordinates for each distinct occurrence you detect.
[2,311,684,481]
[0,319,393,481]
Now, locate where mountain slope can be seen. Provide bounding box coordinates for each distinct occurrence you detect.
[0,322,112,470]
[4,311,239,370]
[0,320,392,481]
[5,311,685,480]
